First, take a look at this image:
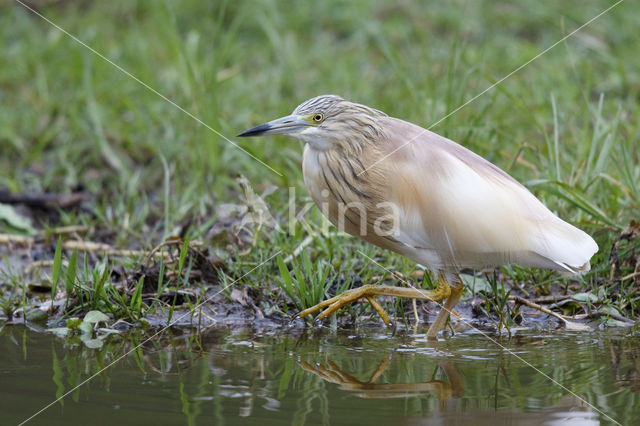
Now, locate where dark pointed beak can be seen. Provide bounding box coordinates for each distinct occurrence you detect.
[237,115,310,137]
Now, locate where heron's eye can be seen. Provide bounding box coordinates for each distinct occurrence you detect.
[312,113,324,122]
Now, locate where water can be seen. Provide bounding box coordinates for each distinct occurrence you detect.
[1,324,638,425]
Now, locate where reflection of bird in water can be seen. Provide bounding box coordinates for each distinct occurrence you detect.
[298,354,601,424]
[298,353,463,401]
[239,95,598,338]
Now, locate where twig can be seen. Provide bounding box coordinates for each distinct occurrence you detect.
[510,295,570,319]
[521,294,574,304]
[510,295,590,331]
[198,307,217,323]
[0,233,33,244]
[61,240,146,258]
[0,190,87,209]
[572,310,636,325]
[44,225,91,235]
[0,232,172,260]
[143,239,185,265]
[0,225,90,245]
[26,259,68,275]
[621,271,640,281]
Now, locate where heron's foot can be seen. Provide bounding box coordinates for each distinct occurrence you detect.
[298,282,452,326]
[298,353,393,387]
[298,285,392,325]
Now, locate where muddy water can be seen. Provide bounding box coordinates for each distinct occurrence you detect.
[1,324,638,425]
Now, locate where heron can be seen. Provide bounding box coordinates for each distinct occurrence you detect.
[238,95,598,339]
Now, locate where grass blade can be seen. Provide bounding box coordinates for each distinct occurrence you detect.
[65,249,78,296]
[51,236,63,302]
[178,236,190,277]
[130,276,144,318]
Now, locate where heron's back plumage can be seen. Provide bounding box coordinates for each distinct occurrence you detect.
[376,117,598,273]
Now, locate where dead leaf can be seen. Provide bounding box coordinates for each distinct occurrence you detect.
[206,175,277,252]
[230,288,247,306]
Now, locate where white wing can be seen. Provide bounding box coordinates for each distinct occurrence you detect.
[380,117,598,273]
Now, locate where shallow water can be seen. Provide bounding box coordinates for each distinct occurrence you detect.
[2,324,638,425]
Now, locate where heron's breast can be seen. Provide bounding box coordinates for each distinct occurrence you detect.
[302,145,400,250]
[302,145,347,225]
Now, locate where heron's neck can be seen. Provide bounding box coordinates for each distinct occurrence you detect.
[301,132,374,157]
[302,135,335,151]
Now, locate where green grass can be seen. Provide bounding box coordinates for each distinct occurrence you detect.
[0,0,639,328]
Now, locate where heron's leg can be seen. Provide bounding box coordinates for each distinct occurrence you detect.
[365,295,390,325]
[439,361,464,398]
[426,276,463,340]
[298,273,451,325]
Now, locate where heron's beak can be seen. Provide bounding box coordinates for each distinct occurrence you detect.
[237,115,311,137]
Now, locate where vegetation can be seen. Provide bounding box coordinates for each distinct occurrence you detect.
[1,0,638,333]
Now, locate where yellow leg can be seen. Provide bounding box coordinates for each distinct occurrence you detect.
[298,272,452,325]
[426,277,463,340]
[365,295,390,325]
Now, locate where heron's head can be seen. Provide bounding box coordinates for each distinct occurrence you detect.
[237,95,387,151]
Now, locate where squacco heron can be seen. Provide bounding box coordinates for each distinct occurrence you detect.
[238,95,598,339]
